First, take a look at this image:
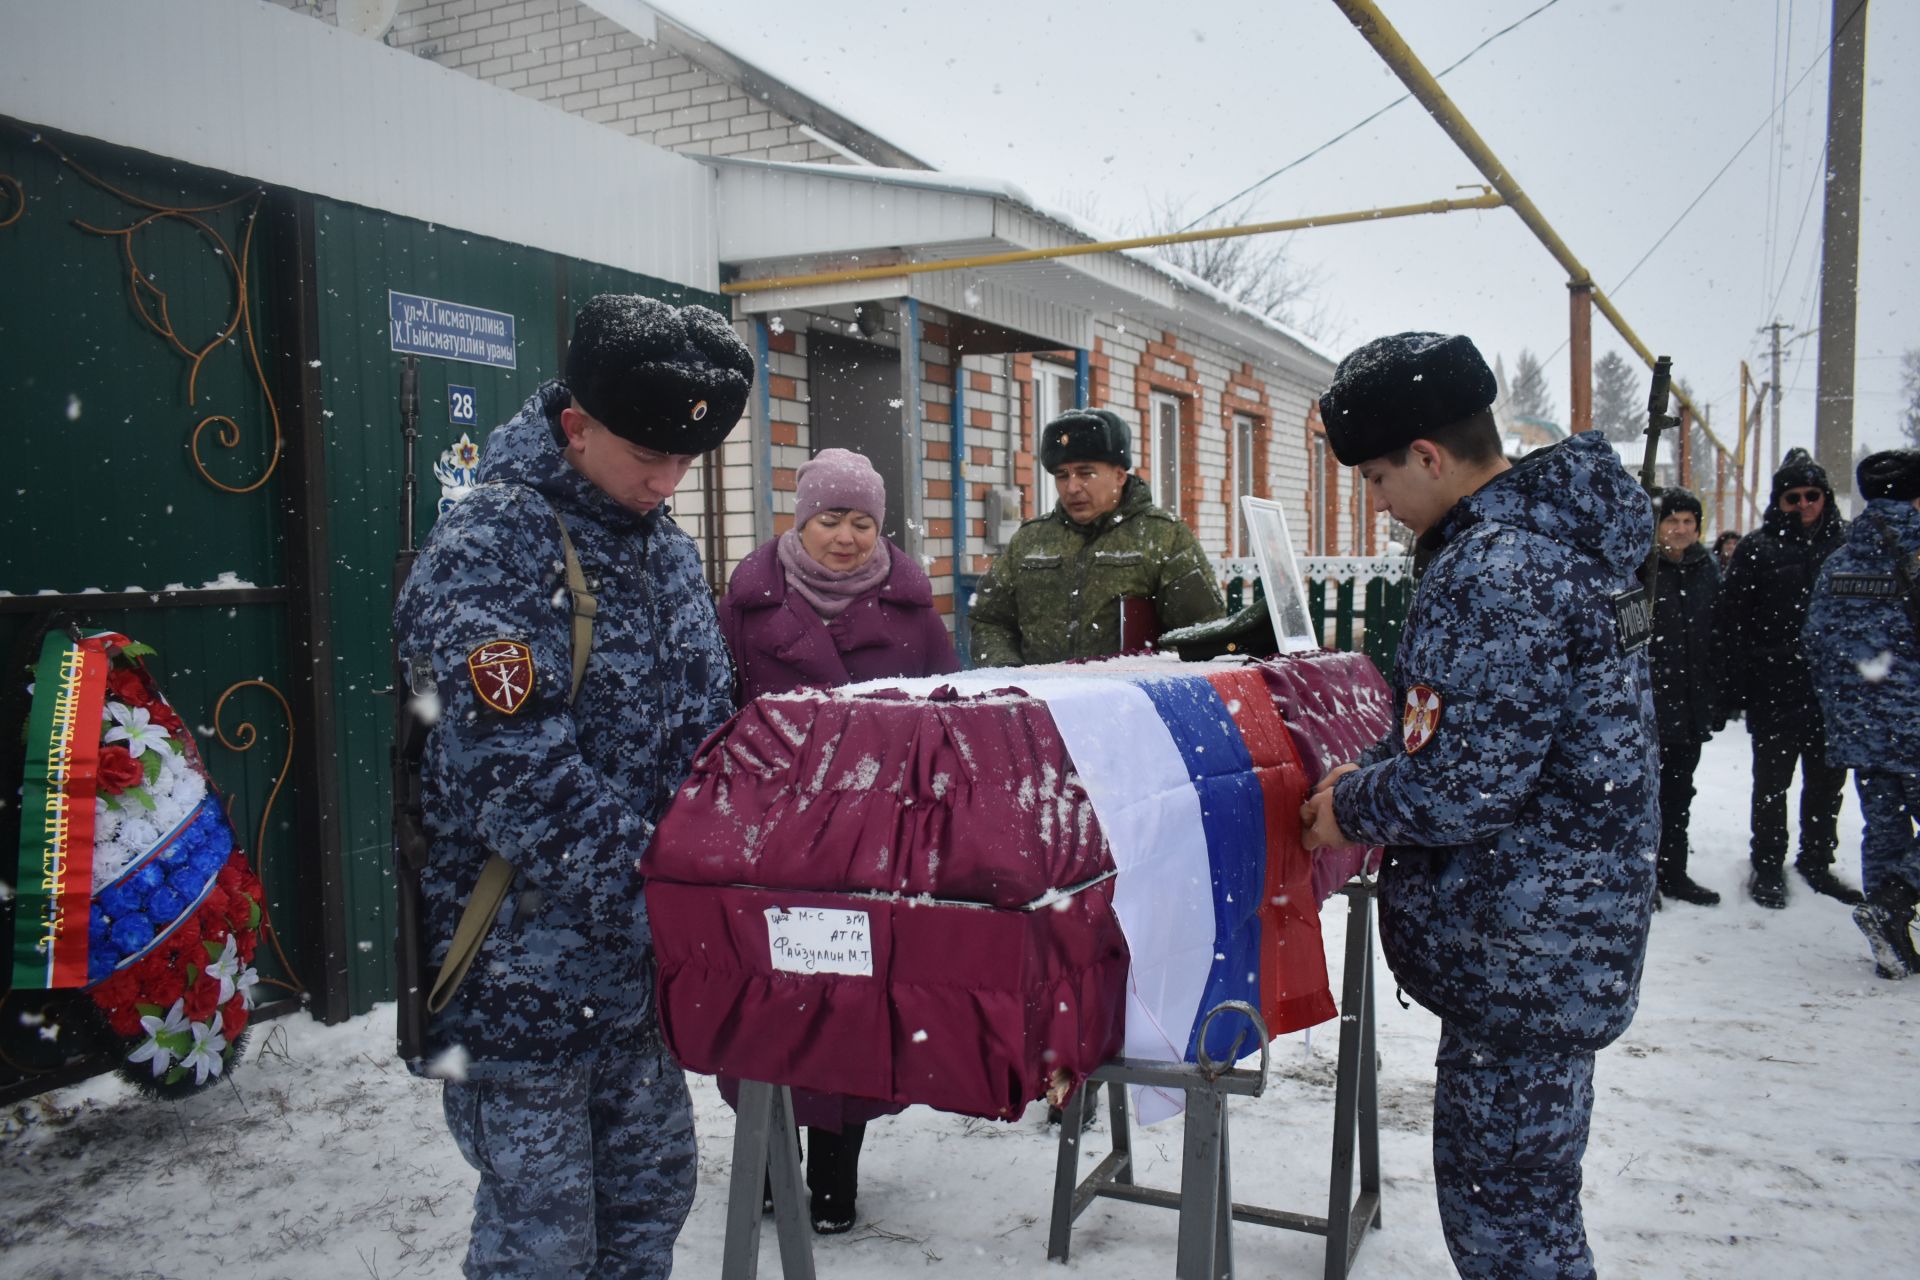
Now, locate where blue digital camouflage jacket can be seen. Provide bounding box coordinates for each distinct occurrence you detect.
[1333,431,1659,1054]
[394,383,733,1076]
[1804,498,1920,773]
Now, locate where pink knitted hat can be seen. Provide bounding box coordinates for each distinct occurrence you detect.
[794,448,887,529]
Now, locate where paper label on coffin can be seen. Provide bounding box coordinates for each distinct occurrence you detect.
[765,906,874,977]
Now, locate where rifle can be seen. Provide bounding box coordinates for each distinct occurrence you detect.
[390,356,434,1064]
[1639,355,1679,598]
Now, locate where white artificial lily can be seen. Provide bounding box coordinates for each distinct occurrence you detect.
[102,702,171,758]
[206,934,243,1003]
[180,1012,228,1085]
[127,999,191,1078]
[233,962,260,1008]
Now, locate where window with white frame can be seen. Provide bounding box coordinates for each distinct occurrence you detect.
[1036,358,1082,462]
[1233,413,1257,555]
[1151,392,1182,514]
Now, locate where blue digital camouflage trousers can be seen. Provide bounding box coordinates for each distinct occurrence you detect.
[443,1037,696,1279]
[1856,770,1920,901]
[1432,1024,1597,1280]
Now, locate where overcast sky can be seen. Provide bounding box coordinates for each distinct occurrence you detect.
[673,0,1916,472]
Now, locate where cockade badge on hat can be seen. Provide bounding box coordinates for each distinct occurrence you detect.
[468,640,535,715]
[1402,685,1443,754]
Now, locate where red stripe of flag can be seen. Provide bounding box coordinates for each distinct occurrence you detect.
[1206,668,1336,1036]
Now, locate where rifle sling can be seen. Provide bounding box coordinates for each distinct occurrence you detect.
[426,504,597,1018]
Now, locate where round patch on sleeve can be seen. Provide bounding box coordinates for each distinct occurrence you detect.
[467,640,535,716]
[1402,685,1442,754]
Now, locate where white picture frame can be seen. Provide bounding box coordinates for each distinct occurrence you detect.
[1238,495,1319,654]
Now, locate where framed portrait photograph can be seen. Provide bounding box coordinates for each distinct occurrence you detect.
[1239,495,1320,654]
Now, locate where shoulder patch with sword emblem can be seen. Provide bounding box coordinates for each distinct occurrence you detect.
[467,639,535,715]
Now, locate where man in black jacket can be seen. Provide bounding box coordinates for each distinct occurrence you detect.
[1717,448,1860,908]
[1650,488,1725,905]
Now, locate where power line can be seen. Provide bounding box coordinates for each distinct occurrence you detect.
[1176,0,1567,234]
[1764,137,1826,323]
[1608,0,1861,301]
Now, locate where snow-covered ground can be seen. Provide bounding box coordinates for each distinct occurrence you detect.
[5,721,1916,1279]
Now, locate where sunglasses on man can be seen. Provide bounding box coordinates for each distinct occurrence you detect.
[1780,488,1824,507]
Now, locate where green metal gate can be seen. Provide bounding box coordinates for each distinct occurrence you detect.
[0,119,724,1099]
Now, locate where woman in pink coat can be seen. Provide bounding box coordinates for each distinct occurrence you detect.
[715,447,959,1233]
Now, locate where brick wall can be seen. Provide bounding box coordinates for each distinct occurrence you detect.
[266,0,855,162]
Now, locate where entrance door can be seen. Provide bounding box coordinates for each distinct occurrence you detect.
[807,333,906,545]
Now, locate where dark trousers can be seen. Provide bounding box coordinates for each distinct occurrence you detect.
[1856,770,1920,902]
[1657,740,1703,880]
[806,1122,866,1220]
[1749,719,1847,871]
[1432,1024,1597,1279]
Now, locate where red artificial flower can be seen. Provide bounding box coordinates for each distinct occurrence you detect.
[91,969,137,1010]
[224,996,250,1040]
[169,916,203,963]
[217,860,246,892]
[236,929,259,963]
[96,745,144,796]
[106,1002,144,1038]
[147,700,186,736]
[148,965,187,1009]
[184,975,221,1022]
[106,666,155,709]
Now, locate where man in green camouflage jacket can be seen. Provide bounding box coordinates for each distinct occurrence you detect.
[970,408,1225,667]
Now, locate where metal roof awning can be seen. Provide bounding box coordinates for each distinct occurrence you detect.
[702,157,1334,375]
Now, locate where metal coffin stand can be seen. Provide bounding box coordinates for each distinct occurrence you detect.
[722,1080,816,1280]
[1047,880,1382,1280]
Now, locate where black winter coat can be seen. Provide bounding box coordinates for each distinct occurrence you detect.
[1650,541,1723,744]
[1715,498,1846,728]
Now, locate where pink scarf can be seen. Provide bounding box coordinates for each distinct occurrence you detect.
[776,530,891,620]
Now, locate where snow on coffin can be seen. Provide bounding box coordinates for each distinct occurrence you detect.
[643,651,1392,1122]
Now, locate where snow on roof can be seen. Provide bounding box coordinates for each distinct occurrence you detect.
[709,158,1336,369]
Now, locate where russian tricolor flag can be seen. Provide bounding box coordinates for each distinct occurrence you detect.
[886,661,1340,1124]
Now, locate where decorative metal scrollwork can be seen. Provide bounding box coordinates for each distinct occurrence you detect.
[34,134,282,494]
[0,174,22,229]
[213,679,306,997]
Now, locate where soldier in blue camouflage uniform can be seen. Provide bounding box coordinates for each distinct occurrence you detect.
[1301,333,1657,1279]
[1804,449,1920,978]
[395,295,752,1278]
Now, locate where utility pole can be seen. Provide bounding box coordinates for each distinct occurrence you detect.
[1764,319,1788,475]
[1815,0,1870,512]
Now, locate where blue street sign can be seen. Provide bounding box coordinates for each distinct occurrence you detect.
[388,290,518,369]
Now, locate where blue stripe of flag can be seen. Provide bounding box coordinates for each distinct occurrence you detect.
[1138,679,1267,1064]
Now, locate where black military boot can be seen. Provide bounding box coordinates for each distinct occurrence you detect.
[1748,865,1788,909]
[1797,861,1865,905]
[1660,871,1721,906]
[807,1123,865,1235]
[1852,886,1920,980]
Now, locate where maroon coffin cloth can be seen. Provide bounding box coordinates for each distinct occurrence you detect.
[646,688,1111,905]
[1255,651,1396,899]
[644,688,1128,1119]
[646,880,1128,1121]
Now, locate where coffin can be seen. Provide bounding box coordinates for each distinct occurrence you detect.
[642,651,1391,1121]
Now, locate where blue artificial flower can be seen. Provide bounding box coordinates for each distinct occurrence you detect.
[110,913,155,954]
[132,863,165,894]
[147,885,186,923]
[98,883,138,921]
